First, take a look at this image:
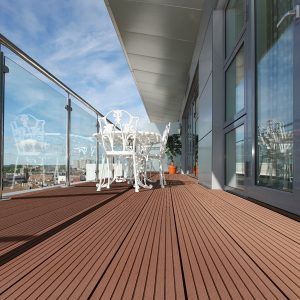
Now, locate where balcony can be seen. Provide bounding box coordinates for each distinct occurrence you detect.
[0,6,300,299]
[0,174,299,299]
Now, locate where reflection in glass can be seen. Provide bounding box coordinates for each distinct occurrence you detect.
[226,46,244,121]
[4,58,66,193]
[70,101,97,183]
[226,125,244,188]
[226,0,245,56]
[256,0,293,191]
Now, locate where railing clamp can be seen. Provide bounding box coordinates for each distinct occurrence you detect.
[65,104,72,112]
[3,65,9,74]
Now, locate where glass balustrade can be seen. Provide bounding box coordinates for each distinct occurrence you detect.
[3,57,67,193]
[0,42,105,197]
[70,100,97,183]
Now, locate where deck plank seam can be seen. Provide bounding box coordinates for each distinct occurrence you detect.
[139,189,165,300]
[110,190,161,299]
[173,187,218,299]
[118,190,163,299]
[153,190,166,300]
[0,189,134,278]
[176,186,246,299]
[87,189,155,299]
[35,190,150,299]
[168,187,186,300]
[203,188,300,242]
[0,194,105,232]
[0,189,135,297]
[0,186,131,266]
[0,197,117,251]
[189,188,300,292]
[186,187,294,297]
[86,190,156,299]
[10,191,141,299]
[170,187,188,300]
[187,193,286,300]
[184,185,296,299]
[176,188,231,300]
[179,186,263,299]
[191,188,300,267]
[129,190,164,299]
[59,191,153,299]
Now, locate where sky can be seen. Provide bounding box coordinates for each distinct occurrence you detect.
[0,0,149,121]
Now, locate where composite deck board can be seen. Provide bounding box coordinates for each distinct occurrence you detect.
[185,184,300,299]
[211,190,300,241]
[0,175,299,299]
[0,188,136,295]
[0,184,129,255]
[174,186,285,299]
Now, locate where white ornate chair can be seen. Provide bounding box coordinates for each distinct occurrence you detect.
[147,122,171,188]
[96,110,140,192]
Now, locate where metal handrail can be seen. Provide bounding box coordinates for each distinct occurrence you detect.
[0,33,113,123]
[0,33,119,197]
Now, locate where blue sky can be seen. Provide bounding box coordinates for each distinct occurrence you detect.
[0,0,148,120]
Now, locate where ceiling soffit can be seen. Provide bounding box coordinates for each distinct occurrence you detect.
[105,0,204,122]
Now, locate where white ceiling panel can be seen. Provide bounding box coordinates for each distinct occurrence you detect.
[109,0,202,41]
[125,0,205,10]
[127,54,188,77]
[122,31,194,63]
[134,70,185,88]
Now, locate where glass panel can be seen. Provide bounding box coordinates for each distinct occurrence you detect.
[226,0,245,56]
[226,46,245,121]
[70,101,97,183]
[256,0,293,192]
[3,58,66,193]
[226,125,244,188]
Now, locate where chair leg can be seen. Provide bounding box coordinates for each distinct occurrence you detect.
[132,155,139,192]
[162,158,167,186]
[143,159,147,185]
[107,156,111,189]
[96,155,105,192]
[159,158,166,188]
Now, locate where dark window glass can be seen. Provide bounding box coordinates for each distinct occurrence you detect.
[226,0,245,56]
[226,125,245,188]
[225,46,245,121]
[256,0,293,192]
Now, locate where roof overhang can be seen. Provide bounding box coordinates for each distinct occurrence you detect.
[104,0,206,122]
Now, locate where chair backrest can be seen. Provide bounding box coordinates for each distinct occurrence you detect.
[11,114,46,155]
[99,110,139,153]
[160,122,171,156]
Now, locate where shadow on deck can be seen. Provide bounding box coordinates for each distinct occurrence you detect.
[0,174,299,299]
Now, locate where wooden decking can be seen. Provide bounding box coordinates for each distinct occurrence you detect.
[0,175,299,299]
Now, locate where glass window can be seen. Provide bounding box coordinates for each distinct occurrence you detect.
[4,58,66,193]
[226,0,245,56]
[70,101,97,183]
[256,0,293,192]
[226,125,245,188]
[225,46,245,121]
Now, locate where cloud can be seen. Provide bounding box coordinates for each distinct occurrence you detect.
[0,0,149,123]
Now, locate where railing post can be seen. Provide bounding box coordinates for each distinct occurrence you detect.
[95,116,100,182]
[65,95,72,187]
[0,50,4,199]
[0,50,8,200]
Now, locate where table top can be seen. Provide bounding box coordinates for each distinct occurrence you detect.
[93,131,162,145]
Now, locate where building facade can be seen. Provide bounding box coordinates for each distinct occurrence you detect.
[105,0,300,215]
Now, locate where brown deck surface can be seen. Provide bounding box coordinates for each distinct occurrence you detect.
[0,183,130,257]
[0,174,299,299]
